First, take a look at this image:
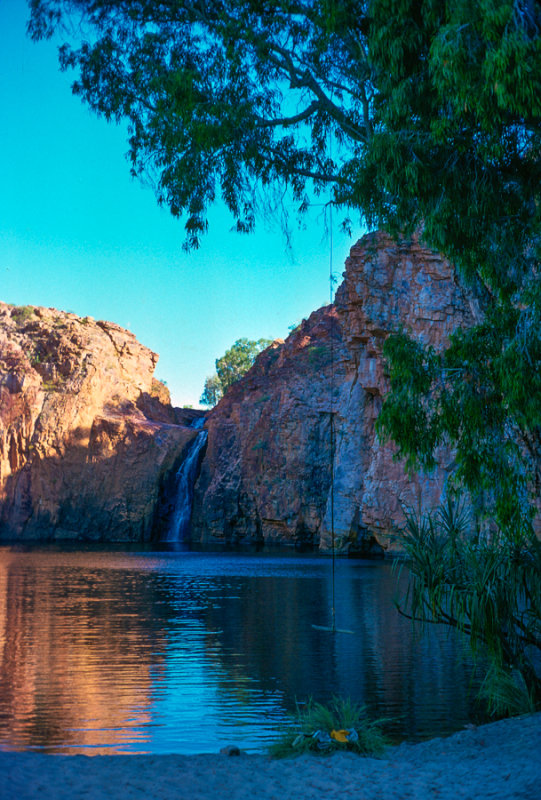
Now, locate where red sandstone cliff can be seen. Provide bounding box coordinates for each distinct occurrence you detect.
[192,306,348,546]
[0,232,493,548]
[192,231,483,552]
[0,303,197,541]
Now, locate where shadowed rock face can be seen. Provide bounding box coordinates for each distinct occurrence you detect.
[0,304,197,541]
[192,305,348,547]
[192,232,483,552]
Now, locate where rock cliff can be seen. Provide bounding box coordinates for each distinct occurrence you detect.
[192,231,483,552]
[0,231,493,549]
[0,303,197,541]
[192,306,349,546]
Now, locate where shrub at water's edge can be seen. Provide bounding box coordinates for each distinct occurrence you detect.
[394,499,541,718]
[269,697,389,759]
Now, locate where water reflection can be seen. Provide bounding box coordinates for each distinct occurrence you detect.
[0,547,482,754]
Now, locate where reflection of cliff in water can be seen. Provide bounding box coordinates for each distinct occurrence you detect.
[0,550,174,754]
[199,561,481,739]
[0,548,483,753]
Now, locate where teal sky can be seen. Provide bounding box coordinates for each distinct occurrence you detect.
[0,1,360,407]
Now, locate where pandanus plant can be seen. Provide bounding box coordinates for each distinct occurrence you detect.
[397,497,541,717]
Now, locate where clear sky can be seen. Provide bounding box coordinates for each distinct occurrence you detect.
[0,0,360,408]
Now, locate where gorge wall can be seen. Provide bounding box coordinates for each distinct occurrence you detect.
[0,231,485,549]
[0,303,199,541]
[192,231,483,552]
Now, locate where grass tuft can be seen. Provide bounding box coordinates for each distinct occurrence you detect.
[12,305,35,323]
[269,697,389,759]
[479,665,537,719]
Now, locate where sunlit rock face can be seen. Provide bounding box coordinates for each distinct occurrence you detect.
[193,231,483,552]
[0,304,196,541]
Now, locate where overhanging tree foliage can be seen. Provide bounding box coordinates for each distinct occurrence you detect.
[29,0,376,249]
[29,0,541,709]
[28,1,540,266]
[367,0,541,539]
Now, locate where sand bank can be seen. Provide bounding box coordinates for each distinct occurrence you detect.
[2,712,540,800]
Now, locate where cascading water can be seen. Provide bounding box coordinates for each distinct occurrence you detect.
[163,417,207,542]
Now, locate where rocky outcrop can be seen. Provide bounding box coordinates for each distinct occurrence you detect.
[0,303,198,541]
[192,231,482,552]
[327,231,482,550]
[192,307,348,546]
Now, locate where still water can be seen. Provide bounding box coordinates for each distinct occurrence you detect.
[0,545,482,755]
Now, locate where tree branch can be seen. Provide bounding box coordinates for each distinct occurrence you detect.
[266,42,369,143]
[257,143,342,185]
[254,101,320,128]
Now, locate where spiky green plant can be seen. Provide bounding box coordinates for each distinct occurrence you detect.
[479,664,537,719]
[396,497,541,717]
[269,697,388,759]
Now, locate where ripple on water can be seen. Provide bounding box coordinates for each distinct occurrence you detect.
[0,545,483,754]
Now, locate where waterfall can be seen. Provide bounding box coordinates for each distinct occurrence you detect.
[163,417,207,542]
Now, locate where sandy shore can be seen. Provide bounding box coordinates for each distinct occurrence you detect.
[2,712,540,800]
